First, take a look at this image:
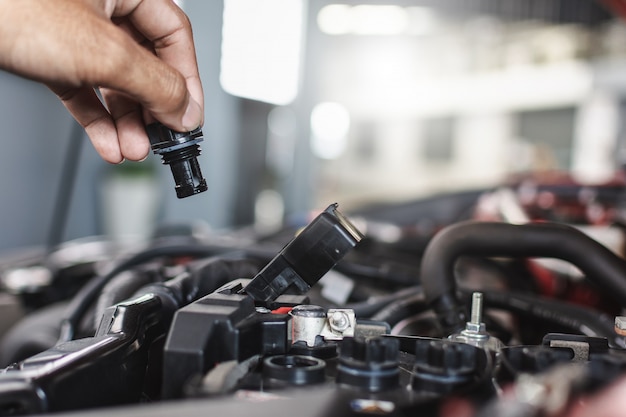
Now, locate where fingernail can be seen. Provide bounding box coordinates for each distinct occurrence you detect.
[182,98,202,131]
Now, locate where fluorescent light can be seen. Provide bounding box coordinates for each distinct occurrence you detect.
[351,5,408,35]
[220,0,305,105]
[318,4,426,36]
[310,102,350,160]
[317,4,351,35]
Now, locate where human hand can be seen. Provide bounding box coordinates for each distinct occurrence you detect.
[0,0,204,163]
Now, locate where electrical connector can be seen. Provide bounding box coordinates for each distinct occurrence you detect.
[243,203,363,303]
[146,122,208,199]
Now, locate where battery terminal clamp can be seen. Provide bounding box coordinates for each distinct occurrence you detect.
[146,122,208,199]
[243,203,364,305]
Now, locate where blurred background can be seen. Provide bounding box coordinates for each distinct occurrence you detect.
[1,0,626,251]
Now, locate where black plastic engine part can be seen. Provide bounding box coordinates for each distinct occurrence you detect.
[243,203,363,305]
[0,257,264,414]
[500,344,584,380]
[59,244,245,342]
[420,221,626,335]
[497,345,575,384]
[0,294,165,414]
[163,207,364,398]
[336,337,400,392]
[411,338,485,395]
[262,355,326,386]
[161,279,295,399]
[497,332,626,388]
[146,122,207,199]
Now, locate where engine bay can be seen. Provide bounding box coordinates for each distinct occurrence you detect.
[0,178,625,417]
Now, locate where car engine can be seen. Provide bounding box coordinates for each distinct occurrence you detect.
[0,178,624,417]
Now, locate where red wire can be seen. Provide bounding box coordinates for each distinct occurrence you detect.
[599,0,626,20]
[271,306,293,315]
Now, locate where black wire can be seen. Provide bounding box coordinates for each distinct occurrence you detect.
[421,221,626,334]
[377,287,623,348]
[334,259,419,287]
[346,286,423,318]
[57,243,273,343]
[475,290,624,348]
[370,290,428,327]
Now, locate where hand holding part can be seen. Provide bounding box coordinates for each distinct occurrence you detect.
[0,0,204,163]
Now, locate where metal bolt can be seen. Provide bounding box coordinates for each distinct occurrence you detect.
[329,311,350,332]
[470,292,483,325]
[458,292,487,340]
[615,316,626,336]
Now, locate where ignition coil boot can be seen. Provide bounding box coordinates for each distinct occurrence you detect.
[243,203,363,304]
[146,122,208,198]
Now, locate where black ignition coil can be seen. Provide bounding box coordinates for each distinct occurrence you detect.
[146,122,208,198]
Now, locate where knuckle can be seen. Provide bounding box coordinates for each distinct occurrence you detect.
[54,87,80,103]
[159,70,188,112]
[121,138,150,162]
[84,119,123,164]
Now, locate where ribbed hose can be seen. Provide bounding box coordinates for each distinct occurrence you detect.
[421,221,626,334]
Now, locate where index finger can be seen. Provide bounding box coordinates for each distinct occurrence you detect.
[114,0,204,116]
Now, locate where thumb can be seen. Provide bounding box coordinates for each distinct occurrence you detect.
[115,44,203,131]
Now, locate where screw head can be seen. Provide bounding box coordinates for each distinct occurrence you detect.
[615,316,626,336]
[329,311,350,332]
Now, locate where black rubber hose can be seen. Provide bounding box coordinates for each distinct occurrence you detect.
[363,288,623,348]
[132,257,261,310]
[0,302,67,366]
[93,269,157,330]
[421,221,626,334]
[89,257,261,336]
[347,286,423,318]
[189,257,261,300]
[58,244,250,342]
[369,291,428,327]
[476,290,624,348]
